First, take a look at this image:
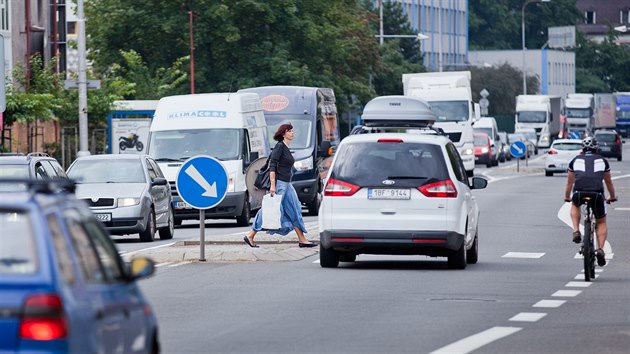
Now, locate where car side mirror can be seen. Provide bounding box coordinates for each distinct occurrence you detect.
[471,176,488,190]
[127,257,156,281]
[152,177,168,186]
[319,140,332,157]
[249,151,259,161]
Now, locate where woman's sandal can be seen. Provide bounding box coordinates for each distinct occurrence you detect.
[243,236,259,248]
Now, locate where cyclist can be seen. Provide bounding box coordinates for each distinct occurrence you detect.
[564,137,617,266]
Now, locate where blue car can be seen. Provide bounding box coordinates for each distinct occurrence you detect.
[0,179,159,353]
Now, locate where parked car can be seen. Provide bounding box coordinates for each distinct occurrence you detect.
[0,152,68,179]
[508,133,534,159]
[0,179,159,353]
[66,154,174,242]
[319,132,488,269]
[498,131,512,161]
[473,132,494,168]
[593,129,624,161]
[544,139,583,176]
[515,128,539,154]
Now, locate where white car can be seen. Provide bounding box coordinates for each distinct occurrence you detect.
[318,132,488,269]
[545,139,583,176]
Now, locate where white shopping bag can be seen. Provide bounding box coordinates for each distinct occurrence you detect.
[261,193,282,230]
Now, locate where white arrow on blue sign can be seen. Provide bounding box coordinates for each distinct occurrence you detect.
[510,141,527,158]
[569,131,581,139]
[176,155,229,210]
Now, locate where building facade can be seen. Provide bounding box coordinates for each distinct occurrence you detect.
[576,0,630,44]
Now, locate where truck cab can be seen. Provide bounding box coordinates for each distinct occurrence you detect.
[515,95,561,148]
[563,93,594,136]
[238,86,339,215]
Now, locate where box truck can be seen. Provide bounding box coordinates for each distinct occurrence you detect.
[147,93,270,226]
[515,95,561,148]
[403,71,478,176]
[563,93,594,134]
[615,92,630,137]
[593,93,616,130]
[238,86,337,215]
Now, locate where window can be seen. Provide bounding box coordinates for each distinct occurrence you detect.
[145,159,158,181]
[0,210,37,274]
[48,214,76,284]
[34,162,49,179]
[445,143,467,185]
[66,21,77,35]
[80,209,124,282]
[0,0,9,32]
[585,11,596,24]
[64,208,106,283]
[621,10,630,24]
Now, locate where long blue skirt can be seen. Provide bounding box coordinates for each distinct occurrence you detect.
[251,180,307,236]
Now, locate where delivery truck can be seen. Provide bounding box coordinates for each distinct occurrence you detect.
[515,95,561,148]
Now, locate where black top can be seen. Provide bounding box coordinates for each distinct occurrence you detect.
[269,141,294,182]
[568,151,610,193]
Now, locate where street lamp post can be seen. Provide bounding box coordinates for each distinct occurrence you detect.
[522,0,550,95]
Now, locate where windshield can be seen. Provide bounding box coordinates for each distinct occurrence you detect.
[595,134,616,142]
[265,116,313,149]
[0,165,29,178]
[473,135,488,146]
[564,108,591,118]
[429,101,469,122]
[474,128,492,139]
[517,111,546,123]
[617,111,630,119]
[552,142,582,151]
[0,210,37,275]
[68,159,146,183]
[149,129,242,161]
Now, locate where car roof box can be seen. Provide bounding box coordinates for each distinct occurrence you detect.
[361,96,436,127]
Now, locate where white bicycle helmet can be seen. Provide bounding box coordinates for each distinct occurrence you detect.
[582,136,598,151]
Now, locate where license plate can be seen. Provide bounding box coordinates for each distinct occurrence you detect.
[175,201,193,209]
[94,213,111,222]
[368,188,411,200]
[600,147,611,151]
[560,164,567,170]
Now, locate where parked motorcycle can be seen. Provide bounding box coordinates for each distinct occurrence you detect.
[119,133,144,151]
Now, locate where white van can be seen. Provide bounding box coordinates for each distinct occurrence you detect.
[473,117,501,166]
[147,93,269,226]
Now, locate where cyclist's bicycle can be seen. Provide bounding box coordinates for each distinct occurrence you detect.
[572,193,616,282]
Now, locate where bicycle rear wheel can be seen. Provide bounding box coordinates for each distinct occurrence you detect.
[583,222,593,282]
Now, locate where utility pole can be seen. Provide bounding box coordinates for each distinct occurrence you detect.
[189,11,195,94]
[76,0,89,156]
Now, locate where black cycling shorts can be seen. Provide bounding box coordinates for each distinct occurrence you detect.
[571,191,606,219]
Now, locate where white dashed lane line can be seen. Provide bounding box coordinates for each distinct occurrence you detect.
[565,281,592,288]
[509,312,547,322]
[552,290,582,297]
[501,252,545,258]
[533,300,566,308]
[429,327,523,354]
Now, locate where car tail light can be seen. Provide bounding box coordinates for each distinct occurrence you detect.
[616,137,621,145]
[20,294,67,341]
[324,178,360,197]
[377,138,403,143]
[548,149,558,155]
[418,180,458,198]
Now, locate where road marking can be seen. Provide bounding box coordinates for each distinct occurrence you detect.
[121,242,176,257]
[168,261,191,268]
[502,252,545,259]
[565,281,592,288]
[429,326,522,354]
[574,251,613,259]
[509,312,547,322]
[312,259,320,264]
[552,290,582,297]
[615,207,630,211]
[533,300,566,308]
[611,173,630,180]
[155,262,172,268]
[574,274,599,280]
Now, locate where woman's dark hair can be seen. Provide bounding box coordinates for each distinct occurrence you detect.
[273,123,293,142]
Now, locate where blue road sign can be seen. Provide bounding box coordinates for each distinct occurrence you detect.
[569,131,581,139]
[510,141,527,158]
[176,156,229,210]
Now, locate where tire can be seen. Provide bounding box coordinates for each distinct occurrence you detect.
[339,253,357,262]
[448,241,467,269]
[119,141,127,151]
[583,221,592,282]
[486,160,492,168]
[466,231,479,264]
[545,171,553,177]
[139,209,156,242]
[618,155,622,162]
[136,141,144,151]
[320,246,340,268]
[306,193,320,216]
[236,198,251,226]
[159,209,174,240]
[174,218,182,226]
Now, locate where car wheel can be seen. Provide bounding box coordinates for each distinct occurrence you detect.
[139,209,156,242]
[159,209,174,240]
[320,246,340,268]
[486,161,492,168]
[545,170,553,177]
[339,253,356,262]
[174,218,182,226]
[236,198,251,226]
[618,154,622,162]
[306,192,321,216]
[448,241,467,269]
[466,230,478,264]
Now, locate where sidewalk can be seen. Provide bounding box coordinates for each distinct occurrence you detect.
[121,221,320,264]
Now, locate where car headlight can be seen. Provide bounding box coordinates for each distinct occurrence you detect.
[462,148,474,156]
[481,147,489,153]
[293,157,313,171]
[118,198,140,207]
[540,135,549,143]
[227,173,235,193]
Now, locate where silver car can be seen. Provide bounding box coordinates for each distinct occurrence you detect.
[66,154,174,242]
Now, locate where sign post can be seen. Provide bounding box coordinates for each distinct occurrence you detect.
[510,141,527,172]
[176,156,229,261]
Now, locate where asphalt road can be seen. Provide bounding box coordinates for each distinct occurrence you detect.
[125,146,629,354]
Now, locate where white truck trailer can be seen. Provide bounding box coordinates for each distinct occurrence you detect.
[563,93,594,135]
[593,93,616,130]
[403,71,478,176]
[515,95,561,148]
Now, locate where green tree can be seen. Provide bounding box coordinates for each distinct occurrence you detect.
[85,0,381,110]
[470,63,538,116]
[575,30,630,92]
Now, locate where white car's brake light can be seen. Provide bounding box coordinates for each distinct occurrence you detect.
[418,180,458,198]
[324,178,360,197]
[548,149,558,155]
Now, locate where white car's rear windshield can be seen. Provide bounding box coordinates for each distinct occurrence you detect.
[330,142,448,187]
[553,143,582,151]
